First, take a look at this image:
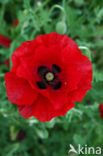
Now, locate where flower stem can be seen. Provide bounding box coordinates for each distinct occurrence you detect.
[62,0,66,7]
[49,4,66,21]
[34,0,50,14]
[79,46,92,61]
[0,74,5,77]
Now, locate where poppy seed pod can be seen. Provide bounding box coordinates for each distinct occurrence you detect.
[56,21,67,34]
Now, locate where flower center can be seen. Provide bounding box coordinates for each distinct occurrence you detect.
[45,72,54,81]
[37,64,62,90]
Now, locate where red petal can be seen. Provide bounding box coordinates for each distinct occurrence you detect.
[101,113,103,118]
[35,32,76,49]
[3,59,10,68]
[35,32,63,47]
[68,55,92,102]
[17,96,54,121]
[13,44,62,90]
[13,19,19,26]
[99,104,103,112]
[33,96,75,122]
[18,95,74,122]
[33,45,61,67]
[11,39,42,73]
[18,104,34,119]
[5,72,38,105]
[14,55,39,90]
[0,35,12,48]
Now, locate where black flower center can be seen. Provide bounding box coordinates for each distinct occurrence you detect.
[37,64,62,90]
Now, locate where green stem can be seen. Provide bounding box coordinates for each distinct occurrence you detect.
[62,0,66,7]
[49,4,66,21]
[79,46,92,61]
[34,0,50,14]
[0,4,5,22]
[0,74,5,77]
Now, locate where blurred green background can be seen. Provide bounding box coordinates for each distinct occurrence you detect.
[0,0,103,156]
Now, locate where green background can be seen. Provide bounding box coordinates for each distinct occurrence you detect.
[0,0,103,156]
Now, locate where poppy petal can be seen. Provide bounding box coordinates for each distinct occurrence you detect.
[0,35,12,48]
[18,104,34,119]
[5,72,38,105]
[68,55,92,102]
[32,96,74,122]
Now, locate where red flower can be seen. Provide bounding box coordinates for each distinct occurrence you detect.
[0,35,12,48]
[0,35,11,67]
[99,104,103,118]
[3,59,10,68]
[5,33,92,122]
[13,19,19,26]
[0,19,18,48]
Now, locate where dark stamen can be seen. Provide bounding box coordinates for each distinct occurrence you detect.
[37,66,49,76]
[52,64,61,73]
[53,81,62,90]
[37,65,62,90]
[37,81,47,89]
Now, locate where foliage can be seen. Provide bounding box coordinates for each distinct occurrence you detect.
[0,0,103,156]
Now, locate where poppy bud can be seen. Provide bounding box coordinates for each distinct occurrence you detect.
[56,21,67,34]
[3,59,10,68]
[74,0,84,7]
[17,130,26,141]
[10,126,18,141]
[37,1,42,6]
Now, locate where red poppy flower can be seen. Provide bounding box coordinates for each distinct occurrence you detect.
[5,32,92,122]
[0,35,12,48]
[99,104,103,118]
[0,35,11,67]
[3,59,10,68]
[13,19,19,26]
